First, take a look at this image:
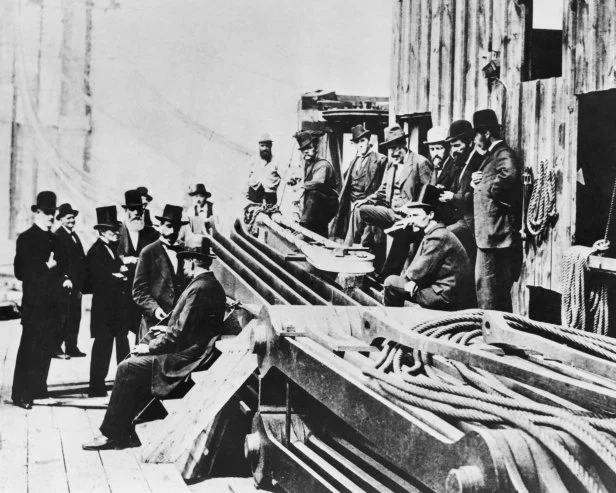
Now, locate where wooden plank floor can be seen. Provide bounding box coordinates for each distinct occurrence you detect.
[0,304,190,493]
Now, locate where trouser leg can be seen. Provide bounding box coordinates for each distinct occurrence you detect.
[115,333,130,364]
[475,247,522,312]
[89,334,114,393]
[64,292,82,352]
[12,326,34,401]
[381,228,419,278]
[383,275,409,307]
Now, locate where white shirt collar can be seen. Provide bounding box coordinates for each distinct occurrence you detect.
[488,140,503,152]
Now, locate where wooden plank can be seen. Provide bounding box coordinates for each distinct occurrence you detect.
[549,78,565,291]
[451,0,468,119]
[574,0,588,94]
[140,464,190,493]
[417,0,431,114]
[439,0,454,124]
[475,0,491,110]
[399,0,411,115]
[390,0,403,115]
[408,0,420,114]
[428,0,442,121]
[464,0,478,118]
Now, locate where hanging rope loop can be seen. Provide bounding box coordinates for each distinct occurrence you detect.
[526,159,558,242]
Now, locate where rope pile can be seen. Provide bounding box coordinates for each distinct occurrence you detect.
[243,204,280,235]
[525,160,558,242]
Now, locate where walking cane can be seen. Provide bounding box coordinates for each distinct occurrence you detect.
[123,311,172,361]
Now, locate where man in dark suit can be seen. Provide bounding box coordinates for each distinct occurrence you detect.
[133,204,188,340]
[330,124,386,243]
[383,197,471,310]
[184,183,214,237]
[117,189,159,336]
[136,186,154,227]
[471,109,522,312]
[82,236,226,450]
[54,203,87,358]
[86,206,131,397]
[12,191,64,409]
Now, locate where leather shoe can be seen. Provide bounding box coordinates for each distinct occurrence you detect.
[53,351,70,360]
[13,398,32,410]
[67,349,86,357]
[82,434,140,451]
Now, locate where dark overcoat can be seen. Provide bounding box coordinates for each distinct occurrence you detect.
[473,141,522,249]
[86,239,128,338]
[329,150,387,240]
[148,271,226,398]
[433,157,457,189]
[301,157,339,232]
[54,226,86,291]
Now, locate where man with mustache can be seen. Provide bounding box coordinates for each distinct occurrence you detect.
[246,133,282,206]
[117,189,159,336]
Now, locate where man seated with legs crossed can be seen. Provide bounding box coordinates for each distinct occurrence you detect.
[83,236,226,450]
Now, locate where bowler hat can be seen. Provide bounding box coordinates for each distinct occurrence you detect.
[402,184,443,212]
[350,124,371,143]
[188,183,212,198]
[93,206,121,230]
[178,235,217,261]
[473,109,500,132]
[423,126,448,145]
[294,130,319,151]
[379,125,409,149]
[446,120,474,143]
[136,186,152,202]
[31,191,58,214]
[155,204,189,226]
[122,189,144,208]
[56,203,79,219]
[258,133,273,144]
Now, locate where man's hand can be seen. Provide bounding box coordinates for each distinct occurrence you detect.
[470,171,483,189]
[154,307,167,321]
[112,272,126,280]
[131,343,150,355]
[123,256,138,265]
[62,279,73,290]
[439,191,454,202]
[46,252,56,269]
[149,325,168,336]
[404,280,417,295]
[120,265,129,273]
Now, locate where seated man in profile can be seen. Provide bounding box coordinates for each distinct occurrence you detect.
[383,191,471,310]
[82,236,226,450]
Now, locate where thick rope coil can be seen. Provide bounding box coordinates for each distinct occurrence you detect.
[526,159,558,242]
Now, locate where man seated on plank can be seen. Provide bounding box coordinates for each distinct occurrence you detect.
[82,236,226,450]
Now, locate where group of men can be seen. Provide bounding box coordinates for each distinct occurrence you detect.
[246,109,522,312]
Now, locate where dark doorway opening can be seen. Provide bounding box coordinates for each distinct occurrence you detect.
[576,89,616,255]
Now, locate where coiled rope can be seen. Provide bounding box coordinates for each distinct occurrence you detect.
[526,160,558,241]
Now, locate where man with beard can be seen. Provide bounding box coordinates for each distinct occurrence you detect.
[54,203,87,358]
[12,191,63,409]
[330,124,386,243]
[295,130,339,237]
[117,189,159,336]
[185,183,214,236]
[136,186,154,227]
[471,109,522,312]
[86,206,130,397]
[133,204,188,341]
[82,236,226,450]
[383,194,470,310]
[246,133,282,205]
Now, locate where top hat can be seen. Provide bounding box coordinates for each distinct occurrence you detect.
[177,235,217,261]
[155,204,189,226]
[31,191,58,213]
[350,124,371,143]
[473,109,500,132]
[136,186,152,202]
[379,125,409,149]
[423,126,449,145]
[94,206,121,230]
[56,203,79,219]
[123,189,144,208]
[294,130,319,151]
[188,183,212,198]
[258,133,273,144]
[402,184,443,212]
[446,120,474,143]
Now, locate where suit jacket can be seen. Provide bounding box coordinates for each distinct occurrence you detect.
[148,271,226,398]
[403,223,470,308]
[370,151,433,209]
[133,240,183,332]
[54,226,86,292]
[473,141,522,249]
[330,150,387,239]
[450,150,485,230]
[433,157,457,189]
[301,157,339,226]
[86,239,128,338]
[14,225,63,326]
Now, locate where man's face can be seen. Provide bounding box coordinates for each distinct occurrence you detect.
[388,143,407,164]
[474,130,489,151]
[407,207,433,232]
[159,219,179,242]
[301,143,316,163]
[60,213,76,231]
[140,195,149,205]
[126,205,145,231]
[36,210,55,230]
[101,227,119,243]
[183,258,195,278]
[259,142,272,161]
[449,139,472,164]
[355,137,370,155]
[429,144,447,167]
[192,193,207,208]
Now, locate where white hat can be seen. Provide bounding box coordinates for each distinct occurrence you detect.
[423,126,449,145]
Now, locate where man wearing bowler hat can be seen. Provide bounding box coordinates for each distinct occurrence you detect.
[330,124,387,243]
[186,183,214,236]
[246,133,282,206]
[133,204,188,340]
[471,109,522,312]
[86,206,131,397]
[83,236,226,450]
[54,203,87,358]
[12,191,63,409]
[117,189,159,336]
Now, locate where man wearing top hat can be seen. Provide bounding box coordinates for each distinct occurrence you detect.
[54,203,87,358]
[133,204,188,341]
[136,186,154,227]
[83,236,226,450]
[86,206,131,397]
[117,189,160,336]
[330,124,387,243]
[186,183,214,236]
[246,133,282,206]
[471,109,522,312]
[294,130,339,237]
[383,191,471,310]
[12,191,64,409]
